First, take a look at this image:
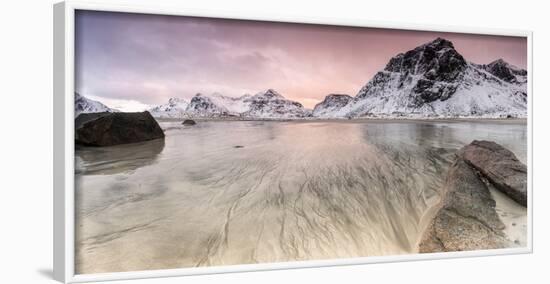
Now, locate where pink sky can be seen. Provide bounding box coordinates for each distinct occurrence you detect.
[76,11,527,110]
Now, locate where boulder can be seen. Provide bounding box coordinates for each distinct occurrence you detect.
[459,140,527,206]
[75,112,110,129]
[182,119,196,125]
[419,140,527,253]
[75,111,164,146]
[418,158,510,252]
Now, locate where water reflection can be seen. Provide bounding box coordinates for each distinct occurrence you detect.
[75,138,165,175]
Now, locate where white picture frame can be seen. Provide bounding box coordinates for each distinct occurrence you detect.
[53,1,533,282]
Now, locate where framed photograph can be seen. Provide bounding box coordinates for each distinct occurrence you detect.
[53,1,533,282]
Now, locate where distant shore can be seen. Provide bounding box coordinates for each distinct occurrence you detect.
[156,117,527,124]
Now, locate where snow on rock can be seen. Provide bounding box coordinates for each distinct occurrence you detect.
[185,93,234,118]
[208,93,252,114]
[241,89,311,119]
[148,89,310,119]
[318,37,528,118]
[148,97,189,118]
[312,94,353,118]
[75,92,118,116]
[474,59,527,84]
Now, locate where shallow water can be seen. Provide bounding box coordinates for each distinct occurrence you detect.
[75,120,527,274]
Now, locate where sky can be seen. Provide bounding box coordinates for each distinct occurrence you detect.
[75,10,527,111]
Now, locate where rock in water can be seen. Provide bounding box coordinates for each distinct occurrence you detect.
[418,158,510,252]
[75,111,164,146]
[459,140,527,206]
[182,119,196,125]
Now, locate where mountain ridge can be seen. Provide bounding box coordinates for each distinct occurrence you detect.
[149,89,310,119]
[77,38,527,120]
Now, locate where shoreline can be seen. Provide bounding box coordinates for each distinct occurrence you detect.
[157,117,527,124]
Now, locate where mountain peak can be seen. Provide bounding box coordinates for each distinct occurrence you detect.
[312,94,353,117]
[323,94,353,102]
[384,37,466,78]
[425,37,455,50]
[489,58,508,66]
[254,89,285,100]
[360,37,469,105]
[148,97,189,118]
[482,58,526,83]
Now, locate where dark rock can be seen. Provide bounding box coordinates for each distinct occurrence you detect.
[182,119,196,125]
[481,59,527,84]
[459,140,527,206]
[418,158,510,253]
[75,112,110,129]
[233,145,244,148]
[384,37,467,82]
[75,111,164,147]
[358,37,467,105]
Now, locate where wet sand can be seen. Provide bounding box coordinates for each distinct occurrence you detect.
[75,120,527,274]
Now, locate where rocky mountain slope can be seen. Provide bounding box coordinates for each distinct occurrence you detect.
[312,94,353,117]
[75,93,118,116]
[313,38,527,118]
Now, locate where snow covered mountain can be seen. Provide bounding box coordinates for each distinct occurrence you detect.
[313,37,527,118]
[209,93,252,114]
[312,94,353,117]
[241,89,311,118]
[185,93,241,117]
[75,93,118,116]
[473,59,527,84]
[148,97,189,118]
[149,89,310,119]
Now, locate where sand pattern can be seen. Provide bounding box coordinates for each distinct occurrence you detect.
[75,120,527,274]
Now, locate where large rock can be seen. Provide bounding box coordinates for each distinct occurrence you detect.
[418,158,510,252]
[75,112,110,129]
[75,111,164,146]
[419,140,527,253]
[459,140,527,206]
